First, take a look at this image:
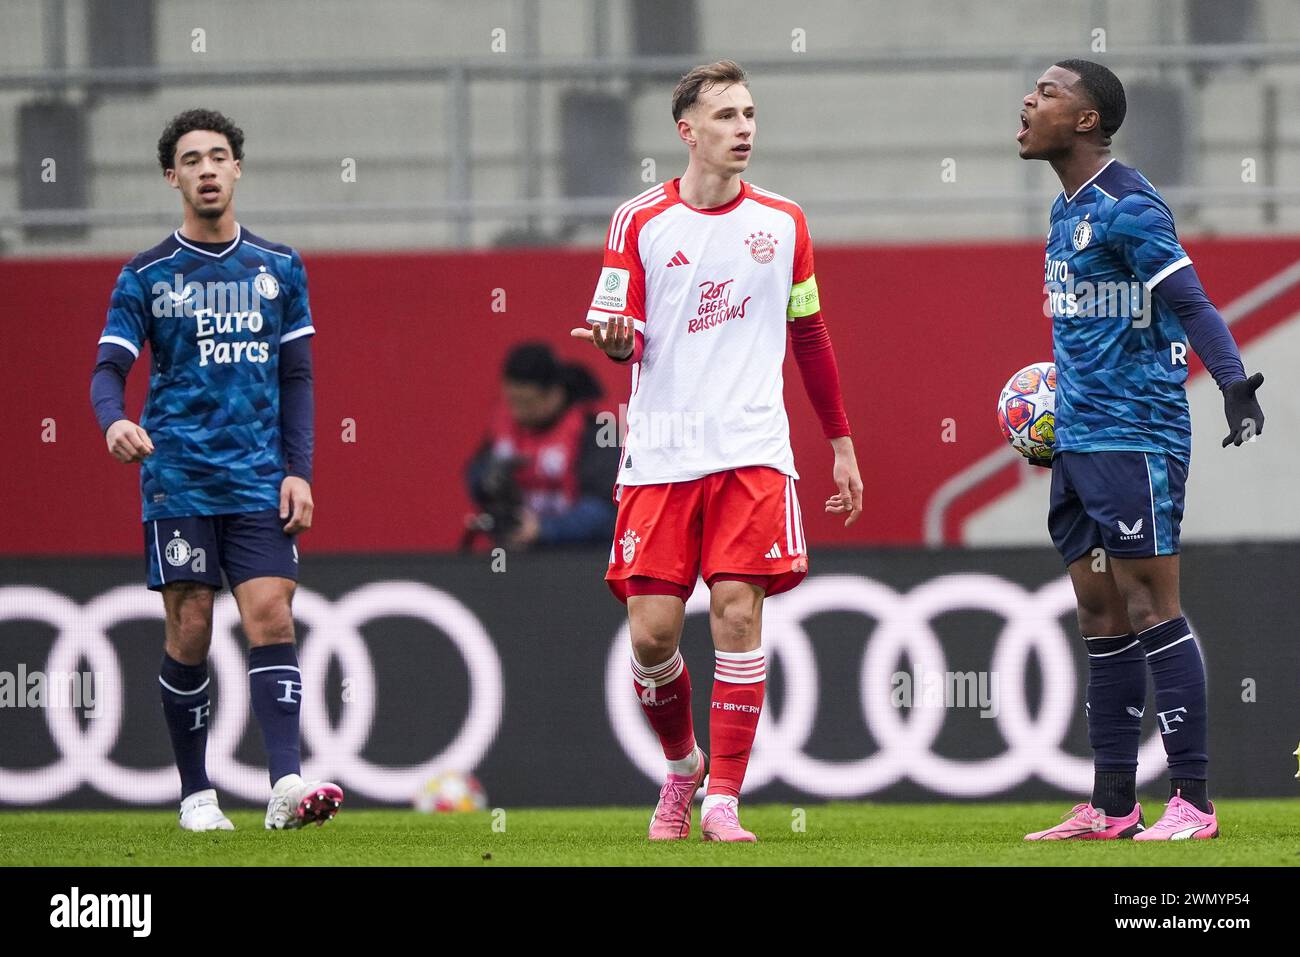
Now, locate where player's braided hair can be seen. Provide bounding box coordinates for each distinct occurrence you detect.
[671,59,748,121]
[157,108,245,172]
[1055,59,1127,141]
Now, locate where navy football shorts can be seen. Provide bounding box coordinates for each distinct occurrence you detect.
[1048,450,1188,565]
[143,509,299,591]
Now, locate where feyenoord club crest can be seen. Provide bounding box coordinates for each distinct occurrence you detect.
[165,531,192,567]
[619,529,641,563]
[745,231,777,264]
[253,267,280,300]
[1072,219,1092,251]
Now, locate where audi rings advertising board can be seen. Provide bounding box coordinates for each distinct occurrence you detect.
[0,545,1294,808]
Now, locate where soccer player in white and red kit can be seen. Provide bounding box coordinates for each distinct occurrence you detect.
[572,60,862,842]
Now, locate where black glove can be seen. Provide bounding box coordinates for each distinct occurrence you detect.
[1222,372,1265,448]
[1027,455,1052,469]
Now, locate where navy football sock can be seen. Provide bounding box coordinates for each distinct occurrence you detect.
[1083,633,1145,815]
[1139,616,1209,801]
[248,643,303,784]
[1170,777,1210,813]
[1092,771,1137,818]
[159,653,212,798]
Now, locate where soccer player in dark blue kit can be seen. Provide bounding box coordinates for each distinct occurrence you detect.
[1017,61,1264,840]
[90,109,343,831]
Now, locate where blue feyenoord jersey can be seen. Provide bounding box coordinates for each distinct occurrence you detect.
[1044,159,1193,463]
[98,226,315,521]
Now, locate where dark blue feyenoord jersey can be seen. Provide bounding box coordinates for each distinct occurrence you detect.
[98,226,315,521]
[1044,159,1193,463]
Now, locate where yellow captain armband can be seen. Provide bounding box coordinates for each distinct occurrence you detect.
[787,275,820,320]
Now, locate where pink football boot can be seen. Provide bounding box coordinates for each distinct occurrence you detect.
[648,747,707,841]
[1132,791,1218,841]
[1024,802,1145,840]
[701,798,757,843]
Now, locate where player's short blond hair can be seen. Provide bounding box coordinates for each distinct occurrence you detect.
[671,60,749,122]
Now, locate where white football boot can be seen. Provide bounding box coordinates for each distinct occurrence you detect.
[264,773,344,830]
[178,789,236,831]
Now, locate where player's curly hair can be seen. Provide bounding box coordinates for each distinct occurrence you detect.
[1055,59,1127,142]
[157,108,245,173]
[671,59,748,121]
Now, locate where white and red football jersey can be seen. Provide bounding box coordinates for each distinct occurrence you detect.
[586,178,821,486]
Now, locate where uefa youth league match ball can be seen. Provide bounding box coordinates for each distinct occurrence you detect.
[997,361,1057,463]
[413,771,489,814]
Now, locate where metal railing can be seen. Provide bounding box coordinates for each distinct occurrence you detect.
[4,44,1300,246]
[6,187,1300,230]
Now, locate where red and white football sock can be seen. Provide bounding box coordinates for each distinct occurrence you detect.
[632,649,697,771]
[706,647,766,802]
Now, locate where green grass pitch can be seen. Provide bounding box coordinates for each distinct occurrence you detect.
[2,799,1296,866]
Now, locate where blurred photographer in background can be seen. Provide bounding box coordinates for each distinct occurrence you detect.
[463,342,619,550]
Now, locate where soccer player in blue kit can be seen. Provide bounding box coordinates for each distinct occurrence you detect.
[90,110,343,831]
[1017,62,1264,840]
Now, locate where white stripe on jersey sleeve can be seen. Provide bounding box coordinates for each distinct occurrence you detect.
[749,184,801,208]
[99,335,140,358]
[609,184,666,249]
[280,325,316,344]
[609,186,667,254]
[1144,255,1193,291]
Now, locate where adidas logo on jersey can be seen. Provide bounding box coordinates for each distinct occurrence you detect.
[765,543,782,559]
[665,250,690,268]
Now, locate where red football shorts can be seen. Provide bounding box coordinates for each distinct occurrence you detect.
[605,465,809,603]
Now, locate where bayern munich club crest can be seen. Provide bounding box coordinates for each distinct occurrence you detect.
[253,267,280,300]
[619,530,641,563]
[164,531,192,567]
[744,231,777,264]
[1072,219,1092,251]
